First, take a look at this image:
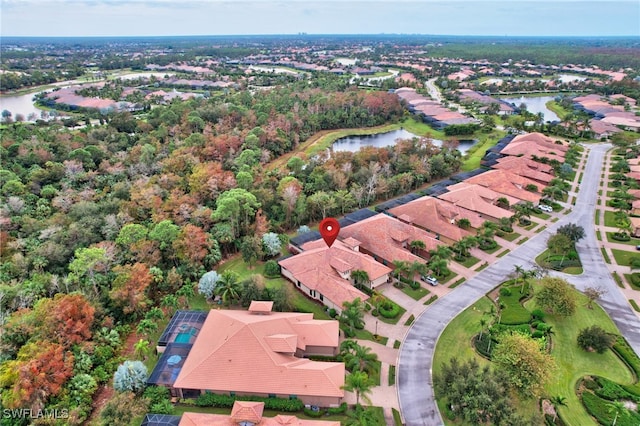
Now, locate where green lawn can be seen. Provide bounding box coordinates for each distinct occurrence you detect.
[217,256,331,319]
[454,255,480,268]
[461,130,507,172]
[496,249,510,258]
[497,285,531,325]
[624,273,640,291]
[401,285,430,301]
[479,243,501,254]
[611,248,640,267]
[500,232,521,242]
[523,293,634,426]
[532,211,551,220]
[523,221,539,231]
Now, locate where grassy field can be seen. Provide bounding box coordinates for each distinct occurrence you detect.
[545,100,573,121]
[611,248,640,267]
[460,130,507,171]
[500,231,521,242]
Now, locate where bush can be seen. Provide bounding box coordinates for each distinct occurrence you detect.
[594,376,640,401]
[409,280,421,290]
[532,330,545,339]
[303,407,324,417]
[531,309,545,321]
[499,287,512,296]
[327,402,347,415]
[113,361,148,394]
[378,300,401,319]
[582,391,640,425]
[577,326,616,353]
[150,399,175,415]
[473,333,493,358]
[328,308,337,318]
[612,232,631,241]
[196,392,304,411]
[263,260,280,278]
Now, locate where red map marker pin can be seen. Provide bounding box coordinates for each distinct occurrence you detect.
[319,217,340,247]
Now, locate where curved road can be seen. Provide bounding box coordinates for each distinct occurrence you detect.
[397,144,640,425]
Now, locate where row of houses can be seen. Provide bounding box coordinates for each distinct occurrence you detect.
[394,87,478,128]
[278,132,566,314]
[144,132,569,415]
[573,94,640,137]
[456,88,516,115]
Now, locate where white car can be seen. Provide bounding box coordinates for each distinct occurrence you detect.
[538,204,553,213]
[421,275,438,286]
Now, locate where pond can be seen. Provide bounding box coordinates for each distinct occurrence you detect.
[331,129,477,154]
[0,91,48,121]
[501,95,560,122]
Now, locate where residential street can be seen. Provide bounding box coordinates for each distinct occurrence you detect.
[397,143,640,426]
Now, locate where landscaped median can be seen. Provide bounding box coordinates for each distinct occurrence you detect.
[433,276,639,426]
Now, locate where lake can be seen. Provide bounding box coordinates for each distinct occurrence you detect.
[0,91,47,121]
[332,129,476,154]
[501,95,560,122]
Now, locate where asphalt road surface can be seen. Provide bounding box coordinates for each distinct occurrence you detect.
[397,144,640,425]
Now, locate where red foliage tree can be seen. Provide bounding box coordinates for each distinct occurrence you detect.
[109,263,152,316]
[35,293,95,348]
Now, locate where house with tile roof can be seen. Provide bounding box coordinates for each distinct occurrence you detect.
[500,132,568,163]
[171,303,344,407]
[465,169,545,204]
[387,196,473,244]
[491,156,555,185]
[145,400,340,426]
[302,214,443,269]
[279,240,391,313]
[440,182,515,222]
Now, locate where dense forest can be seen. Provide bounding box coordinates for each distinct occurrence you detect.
[0,80,466,423]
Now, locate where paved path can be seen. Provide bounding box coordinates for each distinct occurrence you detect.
[397,144,640,425]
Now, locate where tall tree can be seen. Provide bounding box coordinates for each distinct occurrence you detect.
[215,271,241,306]
[343,371,373,406]
[535,277,577,316]
[492,333,556,396]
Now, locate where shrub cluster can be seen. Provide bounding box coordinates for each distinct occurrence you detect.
[378,300,401,319]
[195,392,304,412]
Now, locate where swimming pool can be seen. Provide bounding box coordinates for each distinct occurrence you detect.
[174,327,198,343]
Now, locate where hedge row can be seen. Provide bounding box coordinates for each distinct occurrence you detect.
[379,301,401,319]
[582,391,640,426]
[594,376,640,402]
[195,392,304,411]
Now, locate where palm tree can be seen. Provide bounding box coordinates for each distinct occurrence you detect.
[409,240,426,255]
[607,401,626,426]
[409,261,427,286]
[496,197,510,209]
[350,269,370,290]
[343,371,373,406]
[340,340,379,374]
[478,317,488,342]
[215,271,241,305]
[392,260,410,284]
[513,202,533,225]
[134,338,150,361]
[428,256,449,278]
[430,245,453,261]
[542,184,567,201]
[549,395,567,422]
[340,298,365,337]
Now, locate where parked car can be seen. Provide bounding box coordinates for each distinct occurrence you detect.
[538,204,553,213]
[636,245,640,251]
[421,275,438,286]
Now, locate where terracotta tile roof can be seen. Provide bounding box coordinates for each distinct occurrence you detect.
[249,301,274,313]
[174,310,344,398]
[465,170,544,203]
[510,132,570,152]
[336,214,444,263]
[279,240,389,307]
[440,182,515,220]
[629,189,640,199]
[492,156,554,184]
[388,196,473,242]
[230,401,264,423]
[500,132,567,162]
[179,405,340,425]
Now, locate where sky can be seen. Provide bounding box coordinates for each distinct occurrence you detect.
[1,0,639,37]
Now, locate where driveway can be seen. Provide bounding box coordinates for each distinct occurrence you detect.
[397,143,640,425]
